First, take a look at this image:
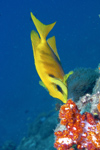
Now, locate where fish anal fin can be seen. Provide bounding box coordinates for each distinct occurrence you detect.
[47,36,60,61]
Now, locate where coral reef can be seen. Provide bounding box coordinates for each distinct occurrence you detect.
[16,112,58,150]
[54,99,100,150]
[76,91,100,114]
[54,66,100,150]
[67,68,99,101]
[1,141,16,150]
[93,77,100,94]
[1,67,100,150]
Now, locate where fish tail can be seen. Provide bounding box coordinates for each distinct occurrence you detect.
[30,12,56,40]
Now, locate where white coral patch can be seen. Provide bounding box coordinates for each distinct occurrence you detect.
[58,137,72,145]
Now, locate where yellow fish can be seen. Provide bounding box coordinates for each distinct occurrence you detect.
[30,12,73,103]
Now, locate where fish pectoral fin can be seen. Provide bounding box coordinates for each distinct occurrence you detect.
[47,36,60,61]
[39,80,48,91]
[64,71,74,84]
[31,30,40,49]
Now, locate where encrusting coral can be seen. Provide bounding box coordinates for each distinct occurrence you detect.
[76,91,100,115]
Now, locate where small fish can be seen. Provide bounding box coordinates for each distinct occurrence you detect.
[30,12,73,103]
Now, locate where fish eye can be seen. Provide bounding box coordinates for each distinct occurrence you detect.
[56,84,63,94]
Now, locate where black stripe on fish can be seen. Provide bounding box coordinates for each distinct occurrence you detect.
[39,60,55,68]
[48,74,55,78]
[40,48,61,66]
[40,50,51,56]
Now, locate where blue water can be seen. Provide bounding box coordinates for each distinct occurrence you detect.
[0,0,100,145]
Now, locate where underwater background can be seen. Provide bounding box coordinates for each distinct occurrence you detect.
[0,0,100,148]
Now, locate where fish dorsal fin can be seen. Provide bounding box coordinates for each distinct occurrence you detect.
[30,12,56,41]
[31,30,40,57]
[31,30,40,48]
[47,36,60,60]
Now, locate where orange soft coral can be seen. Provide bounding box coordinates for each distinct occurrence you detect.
[54,99,100,150]
[97,99,100,112]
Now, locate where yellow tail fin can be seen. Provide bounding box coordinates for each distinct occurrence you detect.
[30,12,56,40]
